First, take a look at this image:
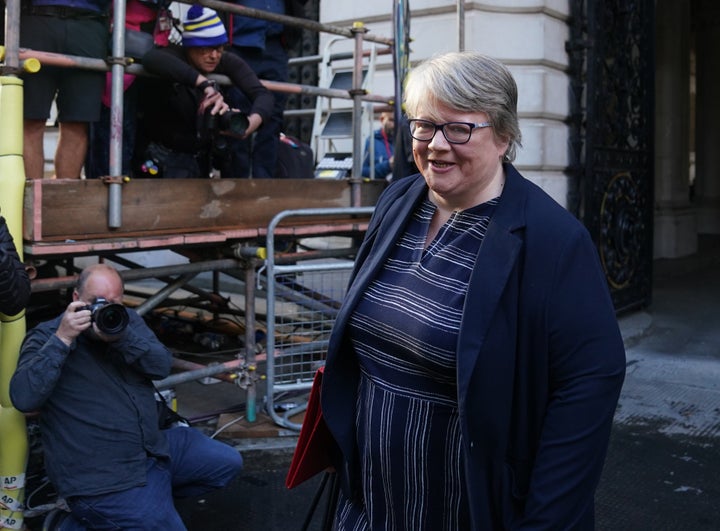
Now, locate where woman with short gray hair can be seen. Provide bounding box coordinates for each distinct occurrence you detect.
[322,51,625,529]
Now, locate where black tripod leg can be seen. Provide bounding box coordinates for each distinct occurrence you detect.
[322,472,340,531]
[300,472,330,531]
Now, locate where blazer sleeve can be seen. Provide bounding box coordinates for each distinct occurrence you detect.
[517,227,626,529]
[0,215,31,316]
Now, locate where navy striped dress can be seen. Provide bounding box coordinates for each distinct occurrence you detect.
[335,196,498,531]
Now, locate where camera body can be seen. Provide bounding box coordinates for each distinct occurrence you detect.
[205,110,249,137]
[81,297,129,335]
[197,109,249,152]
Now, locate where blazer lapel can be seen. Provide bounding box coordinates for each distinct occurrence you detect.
[456,166,527,420]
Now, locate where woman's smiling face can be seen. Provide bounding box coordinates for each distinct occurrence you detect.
[412,102,509,210]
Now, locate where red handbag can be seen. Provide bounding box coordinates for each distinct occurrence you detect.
[286,366,335,489]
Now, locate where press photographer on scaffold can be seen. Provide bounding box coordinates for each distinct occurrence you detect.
[137,5,274,178]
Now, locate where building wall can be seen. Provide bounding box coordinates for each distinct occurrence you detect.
[319,1,573,207]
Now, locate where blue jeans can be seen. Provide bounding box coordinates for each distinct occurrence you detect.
[61,427,242,530]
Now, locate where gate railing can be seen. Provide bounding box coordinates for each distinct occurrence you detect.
[262,207,373,430]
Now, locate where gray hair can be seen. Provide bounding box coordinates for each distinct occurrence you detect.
[403,51,522,162]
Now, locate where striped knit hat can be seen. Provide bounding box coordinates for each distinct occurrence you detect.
[182,5,228,48]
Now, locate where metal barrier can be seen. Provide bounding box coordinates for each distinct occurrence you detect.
[262,207,374,429]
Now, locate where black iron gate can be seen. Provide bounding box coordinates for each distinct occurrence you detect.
[568,0,655,313]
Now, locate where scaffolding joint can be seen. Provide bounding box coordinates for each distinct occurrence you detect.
[101,175,131,184]
[105,55,132,67]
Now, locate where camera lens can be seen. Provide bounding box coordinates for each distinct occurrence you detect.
[221,111,249,137]
[93,303,129,335]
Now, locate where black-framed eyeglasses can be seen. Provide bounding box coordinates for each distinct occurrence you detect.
[408,119,493,145]
[196,44,226,55]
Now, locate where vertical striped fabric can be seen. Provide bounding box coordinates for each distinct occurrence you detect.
[336,196,498,530]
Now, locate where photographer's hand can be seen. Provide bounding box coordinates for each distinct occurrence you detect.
[90,324,126,344]
[56,301,92,346]
[241,112,263,139]
[198,83,229,116]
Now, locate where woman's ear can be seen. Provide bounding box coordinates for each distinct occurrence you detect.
[495,135,510,160]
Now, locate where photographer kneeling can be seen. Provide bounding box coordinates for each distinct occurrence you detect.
[137,5,273,178]
[10,264,243,529]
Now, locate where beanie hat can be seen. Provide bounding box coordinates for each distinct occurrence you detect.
[182,5,228,48]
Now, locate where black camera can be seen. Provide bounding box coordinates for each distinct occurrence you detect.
[81,297,129,335]
[197,109,249,146]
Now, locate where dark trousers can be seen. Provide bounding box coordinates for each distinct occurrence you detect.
[86,80,139,179]
[61,427,242,529]
[227,38,288,179]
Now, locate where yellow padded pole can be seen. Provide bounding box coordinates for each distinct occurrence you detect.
[0,75,29,531]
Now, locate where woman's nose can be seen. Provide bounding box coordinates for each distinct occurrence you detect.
[427,128,450,149]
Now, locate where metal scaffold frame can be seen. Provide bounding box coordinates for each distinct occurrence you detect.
[0,0,414,527]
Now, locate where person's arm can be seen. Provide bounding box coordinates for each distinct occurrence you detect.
[9,318,76,412]
[10,298,96,412]
[361,133,392,179]
[106,309,173,380]
[142,45,228,115]
[374,155,392,180]
[221,53,274,137]
[517,228,626,529]
[142,45,201,86]
[0,215,31,316]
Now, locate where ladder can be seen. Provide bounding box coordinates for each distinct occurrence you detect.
[310,36,378,166]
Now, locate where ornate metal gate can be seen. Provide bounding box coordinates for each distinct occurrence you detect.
[568,0,655,312]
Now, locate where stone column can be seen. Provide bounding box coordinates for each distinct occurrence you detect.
[694,0,720,234]
[654,0,697,258]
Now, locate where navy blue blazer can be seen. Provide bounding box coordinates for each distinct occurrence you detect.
[321,164,626,530]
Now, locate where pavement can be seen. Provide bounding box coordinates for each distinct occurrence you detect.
[595,241,720,531]
[24,239,720,530]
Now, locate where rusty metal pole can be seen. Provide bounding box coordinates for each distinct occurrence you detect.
[107,0,127,228]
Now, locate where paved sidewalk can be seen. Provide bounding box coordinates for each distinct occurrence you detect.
[596,260,720,530]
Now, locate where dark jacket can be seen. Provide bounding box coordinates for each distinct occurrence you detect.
[229,0,308,50]
[31,0,111,13]
[321,165,626,529]
[10,309,173,498]
[0,215,31,316]
[361,128,394,179]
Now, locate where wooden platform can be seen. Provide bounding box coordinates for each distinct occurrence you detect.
[215,411,306,440]
[22,178,385,258]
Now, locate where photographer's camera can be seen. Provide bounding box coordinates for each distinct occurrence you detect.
[197,109,249,150]
[81,298,129,335]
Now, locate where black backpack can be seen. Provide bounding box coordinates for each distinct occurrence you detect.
[274,133,315,179]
